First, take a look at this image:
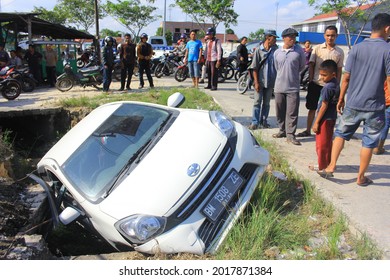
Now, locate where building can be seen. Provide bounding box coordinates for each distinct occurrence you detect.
[291,2,387,45]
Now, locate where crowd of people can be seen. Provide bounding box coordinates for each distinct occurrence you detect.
[245,13,390,187]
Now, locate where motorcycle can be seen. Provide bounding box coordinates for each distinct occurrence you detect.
[76,49,99,68]
[154,51,184,78]
[0,78,22,100]
[174,64,189,82]
[55,62,103,92]
[0,65,37,92]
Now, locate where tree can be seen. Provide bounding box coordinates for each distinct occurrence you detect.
[308,0,385,49]
[156,27,173,45]
[57,0,105,32]
[226,28,235,34]
[174,0,238,32]
[248,28,265,42]
[105,0,160,43]
[100,29,123,38]
[32,6,68,25]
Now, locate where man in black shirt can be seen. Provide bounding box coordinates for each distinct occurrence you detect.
[137,33,154,89]
[118,33,136,91]
[236,36,248,76]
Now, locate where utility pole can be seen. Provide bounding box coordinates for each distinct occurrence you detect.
[163,0,166,38]
[94,0,101,64]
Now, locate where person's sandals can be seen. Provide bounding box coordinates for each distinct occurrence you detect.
[272,132,286,138]
[317,170,334,178]
[297,130,312,137]
[357,177,373,187]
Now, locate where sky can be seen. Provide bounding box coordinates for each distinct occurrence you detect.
[0,0,317,37]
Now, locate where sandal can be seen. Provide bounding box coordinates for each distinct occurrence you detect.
[317,170,334,178]
[297,131,312,137]
[357,177,373,187]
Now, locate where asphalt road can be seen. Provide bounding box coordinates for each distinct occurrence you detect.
[1,75,389,259]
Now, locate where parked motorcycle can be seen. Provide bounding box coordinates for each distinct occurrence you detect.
[0,78,22,100]
[174,64,189,82]
[76,49,99,68]
[55,63,103,92]
[0,65,36,92]
[154,51,184,78]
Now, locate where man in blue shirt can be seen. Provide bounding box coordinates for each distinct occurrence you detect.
[319,13,390,187]
[184,30,203,88]
[248,30,278,130]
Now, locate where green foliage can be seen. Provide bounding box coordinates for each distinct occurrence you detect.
[156,27,173,45]
[100,28,123,38]
[225,28,235,34]
[248,28,265,41]
[174,0,238,32]
[32,6,68,25]
[105,0,160,42]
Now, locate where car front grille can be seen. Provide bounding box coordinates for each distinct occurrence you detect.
[198,163,259,251]
[172,142,235,220]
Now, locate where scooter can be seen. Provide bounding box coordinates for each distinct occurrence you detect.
[0,78,22,100]
[55,62,103,92]
[0,65,37,92]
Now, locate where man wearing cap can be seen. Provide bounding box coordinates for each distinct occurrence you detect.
[236,36,249,77]
[248,30,279,130]
[204,27,222,91]
[297,25,344,137]
[273,28,306,145]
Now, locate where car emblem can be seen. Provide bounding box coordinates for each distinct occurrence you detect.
[187,163,200,177]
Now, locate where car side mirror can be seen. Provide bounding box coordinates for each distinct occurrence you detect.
[59,207,81,225]
[167,92,185,108]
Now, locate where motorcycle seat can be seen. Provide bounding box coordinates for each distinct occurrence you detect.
[79,66,100,73]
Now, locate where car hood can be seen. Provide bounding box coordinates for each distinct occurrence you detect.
[99,110,226,220]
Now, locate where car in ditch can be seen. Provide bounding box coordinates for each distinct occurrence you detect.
[30,93,269,255]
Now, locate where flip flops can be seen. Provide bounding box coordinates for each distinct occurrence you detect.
[297,130,312,137]
[357,177,373,187]
[317,170,334,178]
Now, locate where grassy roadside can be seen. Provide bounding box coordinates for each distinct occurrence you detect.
[4,87,380,259]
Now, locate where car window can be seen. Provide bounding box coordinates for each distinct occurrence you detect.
[62,104,171,200]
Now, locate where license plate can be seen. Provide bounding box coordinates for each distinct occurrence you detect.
[202,169,244,222]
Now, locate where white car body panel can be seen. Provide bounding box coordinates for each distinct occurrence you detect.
[36,100,270,255]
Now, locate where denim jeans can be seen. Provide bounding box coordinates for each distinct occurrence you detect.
[379,106,390,141]
[251,87,273,126]
[188,61,200,78]
[334,107,385,148]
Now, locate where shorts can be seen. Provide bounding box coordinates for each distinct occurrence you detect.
[334,107,385,148]
[188,61,200,78]
[306,81,322,110]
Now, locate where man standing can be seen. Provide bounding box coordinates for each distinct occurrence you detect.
[118,33,136,91]
[248,30,279,130]
[44,44,58,87]
[273,28,306,145]
[137,33,154,89]
[204,27,222,91]
[319,13,390,187]
[297,26,344,137]
[24,45,43,85]
[236,36,248,77]
[184,30,203,88]
[0,43,10,68]
[102,36,115,93]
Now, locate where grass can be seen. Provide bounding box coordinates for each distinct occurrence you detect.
[4,87,381,259]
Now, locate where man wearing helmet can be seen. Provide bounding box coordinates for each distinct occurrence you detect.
[137,33,154,89]
[102,36,115,92]
[118,33,136,91]
[204,27,222,91]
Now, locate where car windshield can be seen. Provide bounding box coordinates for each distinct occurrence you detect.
[62,103,171,200]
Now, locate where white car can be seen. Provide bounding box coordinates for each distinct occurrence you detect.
[31,93,269,255]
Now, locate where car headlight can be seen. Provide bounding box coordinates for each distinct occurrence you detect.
[209,111,236,138]
[115,215,167,244]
